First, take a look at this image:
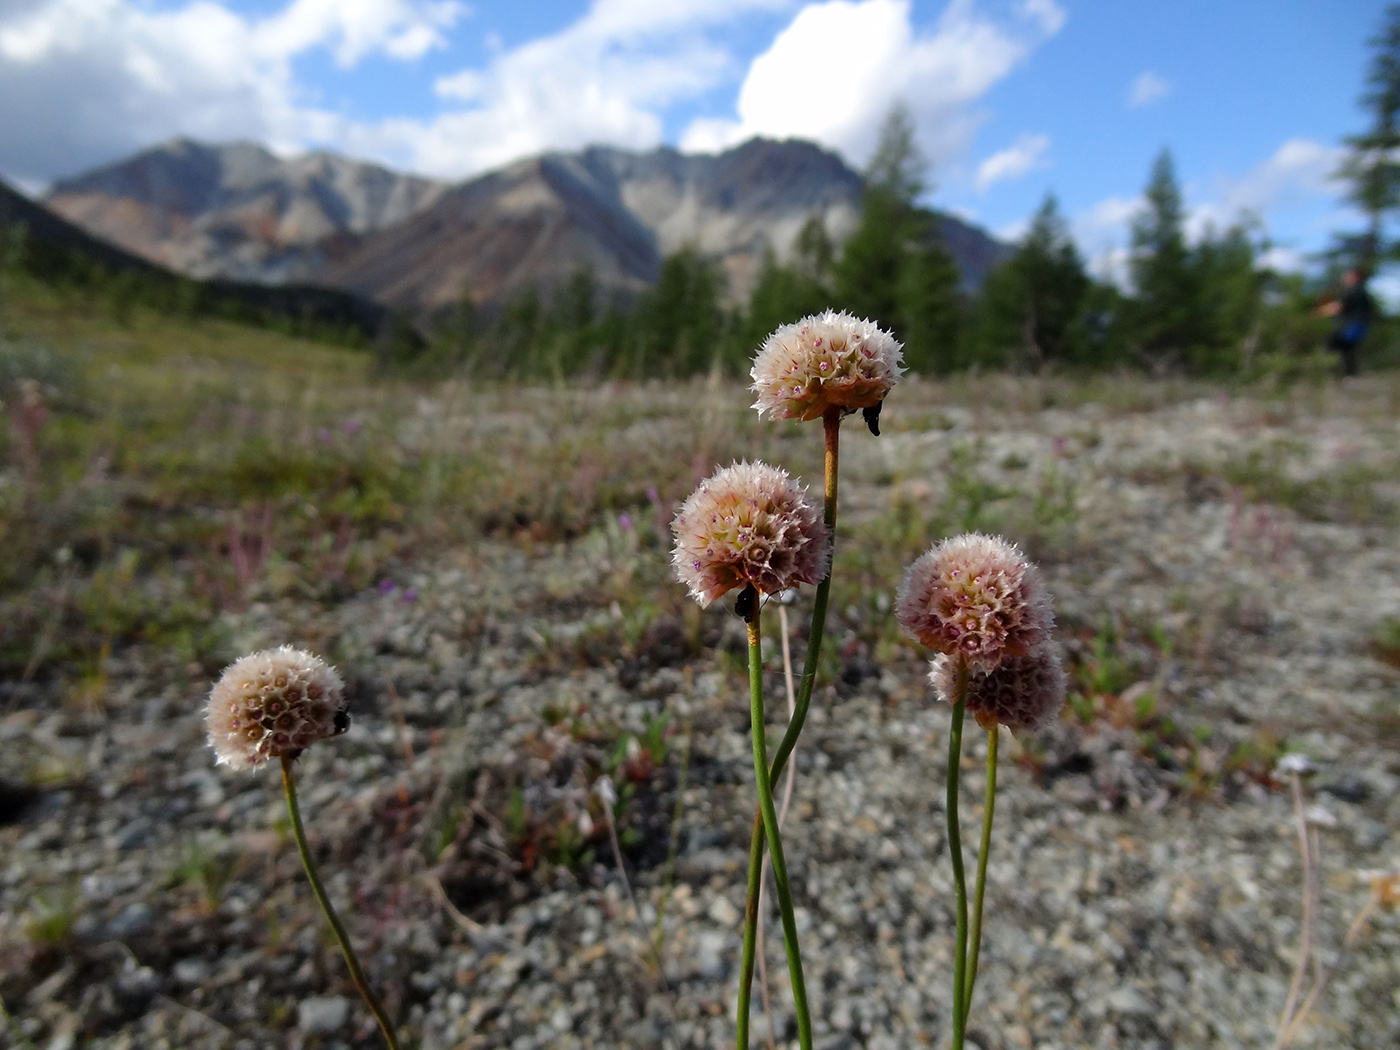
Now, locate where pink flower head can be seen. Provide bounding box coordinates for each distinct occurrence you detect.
[929,646,1066,732]
[672,461,829,606]
[206,647,348,770]
[751,310,904,422]
[895,533,1052,674]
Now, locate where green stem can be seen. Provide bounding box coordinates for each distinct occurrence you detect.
[281,755,400,1050]
[745,594,813,1050]
[736,809,765,1050]
[767,407,841,781]
[738,409,841,1046]
[963,725,999,1023]
[946,664,969,1050]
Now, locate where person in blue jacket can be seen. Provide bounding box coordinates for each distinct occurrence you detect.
[1319,267,1375,377]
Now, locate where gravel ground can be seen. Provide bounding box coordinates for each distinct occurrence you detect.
[3,376,1398,1050]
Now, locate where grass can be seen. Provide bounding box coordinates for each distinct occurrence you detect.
[1,279,760,687]
[4,275,1395,778]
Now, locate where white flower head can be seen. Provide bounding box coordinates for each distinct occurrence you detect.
[751,310,904,422]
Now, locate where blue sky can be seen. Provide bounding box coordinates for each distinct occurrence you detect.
[0,0,1389,278]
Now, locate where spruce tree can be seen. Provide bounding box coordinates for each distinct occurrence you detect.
[832,104,963,371]
[1128,149,1207,370]
[973,194,1089,370]
[1337,3,1400,267]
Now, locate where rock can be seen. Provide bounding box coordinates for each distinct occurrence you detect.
[297,996,350,1034]
[106,902,153,939]
[172,958,211,986]
[706,895,739,927]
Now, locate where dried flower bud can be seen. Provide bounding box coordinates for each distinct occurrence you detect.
[751,310,904,421]
[929,645,1066,732]
[672,461,830,607]
[895,533,1052,674]
[1275,753,1316,777]
[206,647,348,770]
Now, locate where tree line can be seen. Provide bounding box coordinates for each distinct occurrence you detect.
[402,129,1379,381]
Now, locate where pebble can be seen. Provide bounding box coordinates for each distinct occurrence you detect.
[297,996,350,1034]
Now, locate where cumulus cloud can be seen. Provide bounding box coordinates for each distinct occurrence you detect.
[0,0,464,185]
[1072,194,1142,285]
[679,0,1065,174]
[2,0,1066,190]
[975,132,1049,191]
[1127,70,1169,108]
[382,0,791,177]
[1218,138,1341,213]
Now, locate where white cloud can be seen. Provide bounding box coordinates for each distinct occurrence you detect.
[362,0,793,177]
[1218,138,1341,213]
[679,0,1065,176]
[975,132,1049,191]
[259,0,462,66]
[0,0,1066,191]
[994,216,1029,242]
[1071,194,1141,288]
[0,0,465,184]
[1070,139,1347,287]
[1259,245,1305,273]
[1127,70,1169,108]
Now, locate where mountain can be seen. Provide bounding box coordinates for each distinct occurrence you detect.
[325,138,869,316]
[44,137,1010,319]
[1,176,398,343]
[45,139,445,284]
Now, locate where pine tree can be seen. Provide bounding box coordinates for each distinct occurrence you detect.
[832,104,963,371]
[627,247,727,377]
[741,245,829,353]
[1128,149,1208,370]
[1337,3,1400,268]
[973,194,1090,370]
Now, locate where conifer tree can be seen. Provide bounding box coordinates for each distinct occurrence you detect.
[973,194,1090,370]
[1127,149,1208,370]
[1337,2,1400,267]
[832,104,963,371]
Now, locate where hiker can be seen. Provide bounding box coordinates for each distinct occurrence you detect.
[1318,267,1375,377]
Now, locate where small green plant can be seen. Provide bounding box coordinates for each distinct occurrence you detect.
[1370,616,1400,667]
[171,835,238,910]
[24,886,79,948]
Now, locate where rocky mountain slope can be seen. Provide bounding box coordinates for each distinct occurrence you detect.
[1,175,395,342]
[44,139,446,285]
[44,138,1008,317]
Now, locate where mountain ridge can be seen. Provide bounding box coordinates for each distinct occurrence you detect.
[42,137,1010,318]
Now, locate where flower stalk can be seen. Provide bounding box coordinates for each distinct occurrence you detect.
[742,587,813,1050]
[738,408,841,1046]
[946,670,970,1050]
[964,724,1000,1021]
[281,755,400,1050]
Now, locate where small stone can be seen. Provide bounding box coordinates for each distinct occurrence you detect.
[107,902,153,939]
[1355,818,1389,851]
[695,931,729,980]
[1318,775,1370,804]
[172,958,211,986]
[298,996,350,1033]
[112,817,153,851]
[706,895,739,927]
[1105,985,1154,1016]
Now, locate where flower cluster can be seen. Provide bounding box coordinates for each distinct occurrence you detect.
[897,533,1061,732]
[751,310,904,422]
[671,461,829,606]
[895,533,1051,673]
[206,647,348,769]
[929,648,1065,732]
